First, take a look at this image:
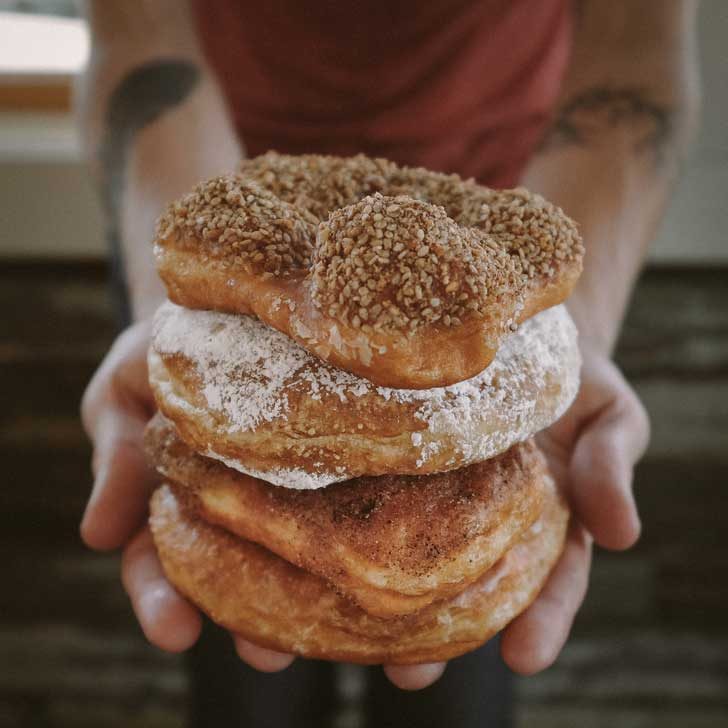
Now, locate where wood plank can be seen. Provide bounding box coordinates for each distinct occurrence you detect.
[44,702,181,728]
[0,625,183,698]
[0,82,71,112]
[0,262,726,726]
[631,380,728,461]
[517,706,728,728]
[616,269,728,380]
[517,632,728,705]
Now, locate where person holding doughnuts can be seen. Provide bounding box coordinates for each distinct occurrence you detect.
[77,1,699,726]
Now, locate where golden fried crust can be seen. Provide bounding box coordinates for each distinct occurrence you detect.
[145,416,547,617]
[155,153,582,388]
[148,302,580,488]
[149,479,569,665]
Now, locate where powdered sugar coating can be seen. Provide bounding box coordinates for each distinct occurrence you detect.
[201,446,347,490]
[150,484,200,551]
[401,313,578,469]
[152,302,580,489]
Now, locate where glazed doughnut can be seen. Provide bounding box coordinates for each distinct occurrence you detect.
[146,416,548,618]
[155,152,583,388]
[149,477,569,665]
[148,301,579,489]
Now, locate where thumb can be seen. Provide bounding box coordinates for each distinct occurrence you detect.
[569,379,649,550]
[80,320,157,550]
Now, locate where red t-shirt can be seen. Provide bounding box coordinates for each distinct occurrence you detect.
[193,0,572,187]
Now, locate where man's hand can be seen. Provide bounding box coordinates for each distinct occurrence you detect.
[499,346,649,674]
[361,345,650,690]
[78,325,431,678]
[382,346,650,689]
[81,321,198,652]
[80,323,293,669]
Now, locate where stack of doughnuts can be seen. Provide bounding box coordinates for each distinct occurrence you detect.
[145,152,584,664]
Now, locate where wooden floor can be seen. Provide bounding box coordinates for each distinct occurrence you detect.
[1,263,727,728]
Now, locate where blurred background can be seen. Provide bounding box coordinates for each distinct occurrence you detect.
[0,2,726,727]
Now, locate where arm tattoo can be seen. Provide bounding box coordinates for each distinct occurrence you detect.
[539,86,676,166]
[99,60,200,325]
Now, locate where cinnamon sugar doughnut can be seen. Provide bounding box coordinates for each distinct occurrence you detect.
[146,417,547,618]
[149,478,569,665]
[155,152,582,388]
[148,301,580,489]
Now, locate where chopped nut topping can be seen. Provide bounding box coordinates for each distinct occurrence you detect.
[468,188,583,288]
[388,168,583,288]
[239,151,397,220]
[310,193,519,333]
[159,152,583,333]
[157,176,317,276]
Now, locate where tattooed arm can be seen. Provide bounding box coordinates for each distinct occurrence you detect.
[497,1,700,678]
[522,0,700,352]
[76,0,242,321]
[76,2,291,670]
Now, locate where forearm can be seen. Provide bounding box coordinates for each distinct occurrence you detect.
[521,0,700,353]
[76,1,243,320]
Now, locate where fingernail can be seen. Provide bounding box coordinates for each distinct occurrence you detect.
[79,465,107,543]
[385,661,446,690]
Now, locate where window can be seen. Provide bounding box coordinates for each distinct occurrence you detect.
[0,7,88,110]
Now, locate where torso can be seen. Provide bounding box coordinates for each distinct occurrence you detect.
[193,0,573,187]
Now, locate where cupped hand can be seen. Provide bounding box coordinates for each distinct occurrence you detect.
[499,345,650,674]
[80,320,293,670]
[386,345,650,689]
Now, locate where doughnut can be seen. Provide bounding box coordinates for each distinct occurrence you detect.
[145,416,548,618]
[148,301,580,489]
[149,477,569,665]
[154,152,583,388]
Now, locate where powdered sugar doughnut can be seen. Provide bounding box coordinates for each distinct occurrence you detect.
[149,301,580,489]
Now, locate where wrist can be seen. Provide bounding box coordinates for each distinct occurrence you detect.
[119,255,165,323]
[130,280,165,322]
[566,294,620,358]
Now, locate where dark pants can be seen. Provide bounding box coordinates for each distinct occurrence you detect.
[187,620,512,728]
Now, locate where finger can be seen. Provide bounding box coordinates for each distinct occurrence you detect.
[383,662,447,691]
[570,390,649,550]
[80,407,158,550]
[80,322,157,550]
[500,523,591,675]
[121,527,202,653]
[232,636,296,672]
[81,321,154,438]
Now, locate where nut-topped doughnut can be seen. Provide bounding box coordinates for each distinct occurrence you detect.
[311,195,517,334]
[155,152,583,388]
